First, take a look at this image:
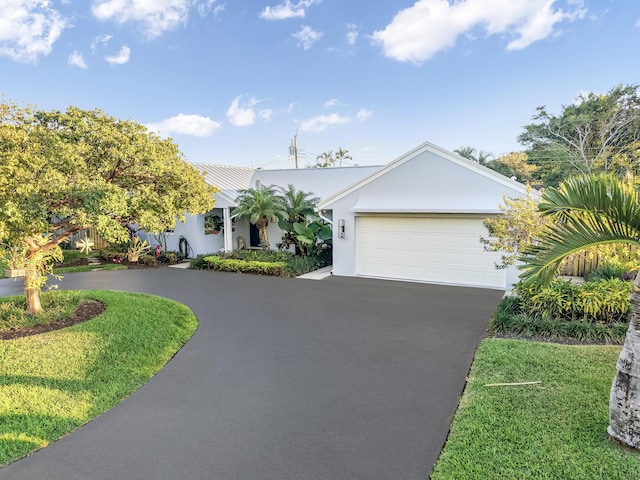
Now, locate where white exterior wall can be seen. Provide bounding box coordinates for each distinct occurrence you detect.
[325,148,528,288]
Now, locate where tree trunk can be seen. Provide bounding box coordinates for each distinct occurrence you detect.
[24,270,43,314]
[608,275,640,448]
[256,218,269,249]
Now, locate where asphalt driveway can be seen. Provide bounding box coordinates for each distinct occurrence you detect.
[0,269,502,479]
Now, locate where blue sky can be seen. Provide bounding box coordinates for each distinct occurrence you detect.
[1,0,639,169]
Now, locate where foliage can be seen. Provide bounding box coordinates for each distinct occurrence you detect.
[203,213,224,234]
[203,256,287,276]
[519,174,640,285]
[453,146,493,164]
[485,151,538,183]
[0,290,87,331]
[59,249,87,265]
[0,236,63,291]
[481,187,548,268]
[292,219,332,257]
[514,278,631,324]
[519,84,640,186]
[277,185,320,253]
[431,339,640,479]
[584,263,626,283]
[0,100,216,312]
[233,183,287,248]
[127,237,151,262]
[0,290,197,465]
[313,147,353,168]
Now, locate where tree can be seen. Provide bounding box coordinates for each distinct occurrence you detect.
[485,152,538,184]
[480,186,548,268]
[0,101,217,313]
[518,173,640,449]
[454,146,493,165]
[233,183,287,248]
[276,185,320,255]
[519,84,640,184]
[313,147,353,168]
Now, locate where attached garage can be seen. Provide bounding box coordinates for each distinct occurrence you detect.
[318,142,529,290]
[355,215,506,289]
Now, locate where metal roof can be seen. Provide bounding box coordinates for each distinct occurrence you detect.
[191,163,382,203]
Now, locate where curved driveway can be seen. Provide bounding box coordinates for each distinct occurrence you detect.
[0,269,502,479]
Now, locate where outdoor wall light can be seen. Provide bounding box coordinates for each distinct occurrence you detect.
[338,219,345,239]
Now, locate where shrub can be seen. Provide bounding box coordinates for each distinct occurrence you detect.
[203,256,287,276]
[584,263,624,282]
[189,253,218,269]
[138,254,157,266]
[514,278,631,324]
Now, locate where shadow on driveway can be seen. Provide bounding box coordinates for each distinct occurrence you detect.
[0,269,502,480]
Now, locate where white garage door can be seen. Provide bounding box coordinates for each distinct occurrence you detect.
[356,215,506,289]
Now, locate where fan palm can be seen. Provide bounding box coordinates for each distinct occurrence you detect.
[519,173,640,449]
[233,184,287,249]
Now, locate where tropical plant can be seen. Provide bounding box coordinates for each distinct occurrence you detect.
[233,184,287,248]
[518,173,640,449]
[277,185,319,254]
[293,220,332,257]
[127,237,151,262]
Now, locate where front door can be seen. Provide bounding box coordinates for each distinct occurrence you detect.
[249,223,261,247]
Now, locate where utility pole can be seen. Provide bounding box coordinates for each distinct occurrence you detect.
[289,132,299,169]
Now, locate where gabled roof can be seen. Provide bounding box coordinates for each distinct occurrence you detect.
[191,162,382,204]
[318,141,528,210]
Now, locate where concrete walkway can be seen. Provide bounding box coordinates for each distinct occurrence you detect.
[0,269,502,479]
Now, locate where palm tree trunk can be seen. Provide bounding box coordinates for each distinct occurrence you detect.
[256,218,269,249]
[608,276,640,448]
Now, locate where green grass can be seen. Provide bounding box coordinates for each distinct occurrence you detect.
[431,339,640,479]
[54,264,128,274]
[0,290,197,465]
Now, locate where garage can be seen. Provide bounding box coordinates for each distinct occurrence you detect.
[318,141,529,290]
[355,215,506,289]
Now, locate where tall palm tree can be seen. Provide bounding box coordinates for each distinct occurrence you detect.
[519,173,640,449]
[233,184,287,248]
[278,184,319,223]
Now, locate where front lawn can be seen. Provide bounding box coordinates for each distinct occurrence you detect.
[431,339,640,479]
[0,290,197,466]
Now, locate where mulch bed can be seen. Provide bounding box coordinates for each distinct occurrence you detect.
[0,300,106,341]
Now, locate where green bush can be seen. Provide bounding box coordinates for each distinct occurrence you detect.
[189,253,218,269]
[60,250,87,265]
[584,263,625,282]
[138,254,157,266]
[223,249,295,263]
[203,256,287,276]
[514,278,631,324]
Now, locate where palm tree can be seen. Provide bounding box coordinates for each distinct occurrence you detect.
[233,184,287,248]
[278,184,319,223]
[519,173,640,449]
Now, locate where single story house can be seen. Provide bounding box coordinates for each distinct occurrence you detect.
[153,141,528,290]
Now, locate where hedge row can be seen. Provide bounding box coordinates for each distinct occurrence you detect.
[203,256,287,276]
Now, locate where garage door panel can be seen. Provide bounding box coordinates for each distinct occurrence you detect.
[356,216,505,289]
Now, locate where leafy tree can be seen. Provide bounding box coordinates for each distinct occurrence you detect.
[233,184,287,248]
[518,173,640,449]
[519,84,640,185]
[485,152,538,184]
[0,101,216,313]
[481,187,549,268]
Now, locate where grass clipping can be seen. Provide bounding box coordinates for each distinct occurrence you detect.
[0,290,197,466]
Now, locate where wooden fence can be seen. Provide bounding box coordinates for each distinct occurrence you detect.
[558,246,639,277]
[67,227,109,250]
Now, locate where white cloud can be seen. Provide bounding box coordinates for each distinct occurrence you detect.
[259,109,273,121]
[260,0,320,20]
[300,113,351,132]
[226,95,257,126]
[91,0,218,38]
[372,0,586,65]
[292,25,322,50]
[346,23,359,45]
[0,0,68,63]
[356,108,372,121]
[146,113,221,137]
[324,98,338,107]
[105,46,130,64]
[91,34,112,53]
[68,50,88,69]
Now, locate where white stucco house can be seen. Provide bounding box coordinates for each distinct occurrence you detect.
[152,141,528,290]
